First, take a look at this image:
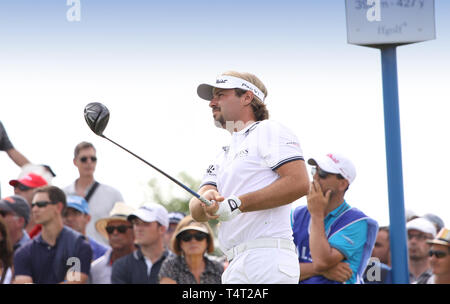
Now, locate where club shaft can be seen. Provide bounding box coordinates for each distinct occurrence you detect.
[101,135,212,206]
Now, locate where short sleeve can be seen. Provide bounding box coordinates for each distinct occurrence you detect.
[13,244,33,277]
[328,220,368,259]
[199,148,226,189]
[255,121,304,170]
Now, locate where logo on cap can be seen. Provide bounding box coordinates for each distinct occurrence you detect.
[327,153,340,164]
[216,79,228,84]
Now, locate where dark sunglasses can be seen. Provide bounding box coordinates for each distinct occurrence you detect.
[311,167,344,180]
[179,232,208,242]
[80,156,97,163]
[429,250,448,259]
[0,210,11,217]
[31,201,58,208]
[106,225,132,234]
[14,183,32,191]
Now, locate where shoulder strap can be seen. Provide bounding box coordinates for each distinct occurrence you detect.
[85,181,100,202]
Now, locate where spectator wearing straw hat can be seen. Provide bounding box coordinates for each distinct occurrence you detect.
[159,215,223,284]
[426,228,450,284]
[89,202,135,284]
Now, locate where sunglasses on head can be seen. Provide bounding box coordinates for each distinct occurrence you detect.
[429,250,449,259]
[14,183,32,191]
[179,232,208,242]
[31,201,58,208]
[311,167,344,180]
[106,225,133,234]
[80,156,97,163]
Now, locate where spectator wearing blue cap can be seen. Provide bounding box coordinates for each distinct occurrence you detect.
[164,212,186,252]
[63,195,109,261]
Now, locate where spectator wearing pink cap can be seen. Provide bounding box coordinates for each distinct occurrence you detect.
[9,172,48,238]
[406,217,436,284]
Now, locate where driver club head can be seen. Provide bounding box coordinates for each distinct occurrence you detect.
[84,102,110,136]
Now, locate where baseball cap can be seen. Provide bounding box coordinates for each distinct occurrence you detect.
[427,228,450,247]
[169,212,186,224]
[406,217,437,237]
[128,203,169,228]
[0,195,31,225]
[197,74,266,103]
[96,202,135,239]
[9,172,48,189]
[66,195,89,214]
[308,153,356,184]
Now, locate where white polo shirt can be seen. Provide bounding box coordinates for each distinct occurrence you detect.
[201,120,304,251]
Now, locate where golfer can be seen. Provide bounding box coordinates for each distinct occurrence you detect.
[189,71,309,283]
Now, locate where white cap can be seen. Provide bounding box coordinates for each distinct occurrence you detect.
[308,153,356,184]
[407,217,437,237]
[197,75,266,103]
[128,203,169,228]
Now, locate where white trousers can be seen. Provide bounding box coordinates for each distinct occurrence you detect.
[221,247,300,284]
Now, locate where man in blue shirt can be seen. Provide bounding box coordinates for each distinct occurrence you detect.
[13,186,92,284]
[62,195,109,261]
[292,153,378,284]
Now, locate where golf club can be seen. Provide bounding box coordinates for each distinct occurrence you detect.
[84,102,213,206]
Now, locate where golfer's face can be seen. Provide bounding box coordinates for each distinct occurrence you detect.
[209,89,241,128]
[75,147,97,176]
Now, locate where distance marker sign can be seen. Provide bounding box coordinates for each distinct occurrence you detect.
[345,0,435,47]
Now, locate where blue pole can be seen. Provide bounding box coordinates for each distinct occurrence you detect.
[380,46,410,284]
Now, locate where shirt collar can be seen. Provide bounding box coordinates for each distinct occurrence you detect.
[235,121,260,136]
[326,200,350,219]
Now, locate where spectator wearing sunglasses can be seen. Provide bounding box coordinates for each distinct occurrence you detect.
[64,141,124,247]
[111,203,170,284]
[9,172,48,238]
[406,217,436,284]
[159,215,223,284]
[292,153,378,284]
[0,195,30,252]
[426,228,450,284]
[62,195,109,261]
[89,202,135,284]
[13,185,92,284]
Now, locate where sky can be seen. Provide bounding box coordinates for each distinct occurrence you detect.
[1,0,449,228]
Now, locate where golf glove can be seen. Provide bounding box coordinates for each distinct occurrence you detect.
[215,195,242,221]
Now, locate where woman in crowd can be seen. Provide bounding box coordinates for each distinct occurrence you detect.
[159,215,223,284]
[0,217,14,284]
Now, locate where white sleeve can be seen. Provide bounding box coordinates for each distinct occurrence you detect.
[199,147,226,189]
[256,121,304,170]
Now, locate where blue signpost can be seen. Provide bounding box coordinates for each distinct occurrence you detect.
[345,0,436,283]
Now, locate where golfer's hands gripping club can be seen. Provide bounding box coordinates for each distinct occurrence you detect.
[200,190,242,221]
